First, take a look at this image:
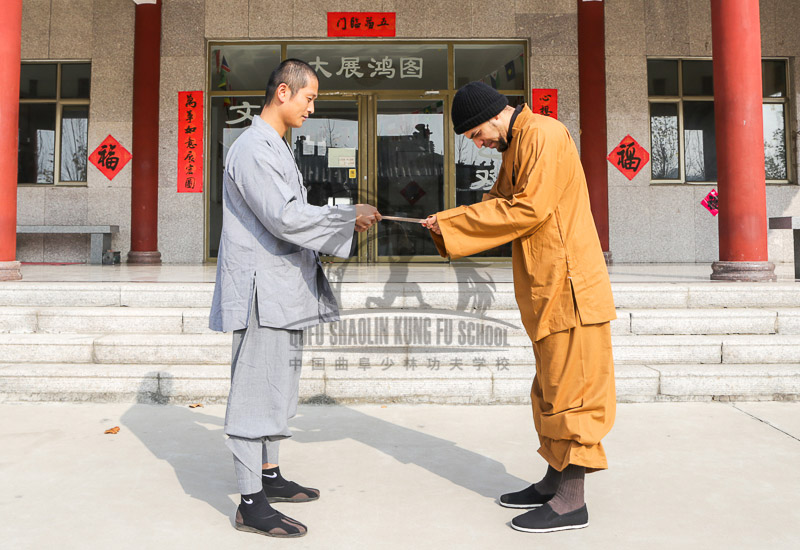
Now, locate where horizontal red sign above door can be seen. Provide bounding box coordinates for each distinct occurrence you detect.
[327,12,396,37]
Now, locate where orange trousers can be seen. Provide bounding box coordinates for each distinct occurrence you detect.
[531,319,616,472]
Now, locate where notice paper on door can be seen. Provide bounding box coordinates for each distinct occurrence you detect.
[328,147,356,168]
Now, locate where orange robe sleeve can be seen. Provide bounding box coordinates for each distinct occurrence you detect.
[434,124,566,260]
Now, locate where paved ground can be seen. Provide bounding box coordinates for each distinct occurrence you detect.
[1,401,799,549]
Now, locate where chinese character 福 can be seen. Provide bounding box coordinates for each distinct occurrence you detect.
[97,144,119,171]
[616,142,642,172]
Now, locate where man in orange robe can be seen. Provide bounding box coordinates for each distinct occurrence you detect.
[424,82,616,533]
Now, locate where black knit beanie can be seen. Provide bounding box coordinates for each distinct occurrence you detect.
[451,81,509,135]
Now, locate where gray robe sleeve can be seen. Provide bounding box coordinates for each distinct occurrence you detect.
[232,142,357,258]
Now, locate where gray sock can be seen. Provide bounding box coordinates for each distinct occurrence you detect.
[262,439,280,466]
[534,465,562,495]
[547,464,585,515]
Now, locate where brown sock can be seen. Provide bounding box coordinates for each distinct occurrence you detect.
[533,465,561,495]
[547,464,585,515]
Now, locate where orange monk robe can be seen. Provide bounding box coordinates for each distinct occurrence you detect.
[430,106,616,471]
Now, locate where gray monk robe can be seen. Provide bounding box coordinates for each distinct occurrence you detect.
[209,115,356,459]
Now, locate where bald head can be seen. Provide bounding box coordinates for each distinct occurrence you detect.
[264,59,318,106]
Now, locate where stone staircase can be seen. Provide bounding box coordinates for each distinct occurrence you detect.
[1,280,799,404]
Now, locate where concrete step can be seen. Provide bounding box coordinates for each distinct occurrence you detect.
[6,306,800,337]
[0,363,654,404]
[4,332,800,366]
[1,362,797,404]
[0,307,186,334]
[626,309,778,335]
[4,281,800,311]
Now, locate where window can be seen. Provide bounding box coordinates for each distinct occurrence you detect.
[647,58,790,183]
[18,62,91,185]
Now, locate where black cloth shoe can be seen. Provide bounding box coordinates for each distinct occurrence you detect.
[262,466,320,503]
[234,492,307,538]
[510,503,589,533]
[499,483,555,509]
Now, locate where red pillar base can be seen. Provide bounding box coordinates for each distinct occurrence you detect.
[710,261,776,282]
[0,261,22,281]
[127,251,162,265]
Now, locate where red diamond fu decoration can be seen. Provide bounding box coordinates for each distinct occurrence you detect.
[701,189,719,216]
[89,135,132,181]
[400,180,426,205]
[607,135,649,181]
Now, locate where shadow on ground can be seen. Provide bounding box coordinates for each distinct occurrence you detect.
[120,377,528,517]
[289,402,528,499]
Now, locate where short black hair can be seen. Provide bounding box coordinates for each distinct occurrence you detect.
[264,59,318,106]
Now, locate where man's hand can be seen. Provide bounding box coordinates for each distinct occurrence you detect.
[355,204,381,233]
[422,214,441,235]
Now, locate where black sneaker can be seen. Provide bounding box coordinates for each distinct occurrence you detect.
[262,467,320,503]
[510,503,589,533]
[498,483,555,509]
[234,506,307,538]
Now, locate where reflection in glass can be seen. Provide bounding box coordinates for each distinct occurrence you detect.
[208,96,263,257]
[762,60,786,98]
[454,44,525,89]
[682,60,714,96]
[291,101,360,257]
[650,103,679,179]
[60,106,89,182]
[61,63,91,99]
[18,103,56,184]
[647,59,679,96]
[288,43,447,91]
[683,101,717,182]
[763,104,786,180]
[452,97,524,257]
[377,101,444,257]
[209,45,281,92]
[19,64,57,99]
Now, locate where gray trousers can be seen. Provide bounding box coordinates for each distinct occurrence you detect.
[225,291,304,494]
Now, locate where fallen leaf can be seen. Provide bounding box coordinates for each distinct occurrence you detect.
[104,426,120,434]
[189,403,204,408]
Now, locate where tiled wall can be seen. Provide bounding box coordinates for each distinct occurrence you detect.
[16,0,799,263]
[605,0,800,263]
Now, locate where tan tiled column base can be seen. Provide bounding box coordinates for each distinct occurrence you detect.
[710,261,777,282]
[127,251,162,265]
[0,261,22,281]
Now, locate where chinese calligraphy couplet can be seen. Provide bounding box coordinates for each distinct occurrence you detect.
[607,135,650,181]
[327,12,396,37]
[89,135,132,181]
[532,89,558,119]
[178,91,204,193]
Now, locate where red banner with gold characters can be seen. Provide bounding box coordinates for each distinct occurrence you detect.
[327,12,396,37]
[532,89,558,119]
[178,91,203,193]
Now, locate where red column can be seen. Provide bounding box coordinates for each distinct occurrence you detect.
[128,0,162,264]
[710,0,775,281]
[577,0,611,264]
[0,0,22,281]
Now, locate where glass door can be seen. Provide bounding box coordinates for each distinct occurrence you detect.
[372,98,446,261]
[290,98,363,259]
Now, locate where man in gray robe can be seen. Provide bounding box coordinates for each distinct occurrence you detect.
[209,59,380,538]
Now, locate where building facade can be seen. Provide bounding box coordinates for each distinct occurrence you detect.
[12,0,800,265]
